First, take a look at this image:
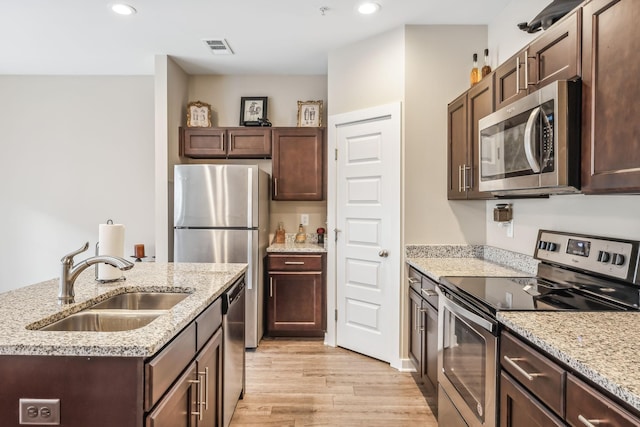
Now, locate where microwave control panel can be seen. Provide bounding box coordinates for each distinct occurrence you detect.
[534,230,640,282]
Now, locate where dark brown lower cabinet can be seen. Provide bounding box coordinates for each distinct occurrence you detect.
[500,331,640,427]
[147,328,223,427]
[146,362,198,427]
[500,371,564,427]
[566,374,640,427]
[266,253,326,337]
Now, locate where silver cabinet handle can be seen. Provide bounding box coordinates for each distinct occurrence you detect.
[458,165,463,192]
[464,165,471,190]
[221,133,225,153]
[516,56,521,93]
[199,367,209,410]
[408,277,420,284]
[188,378,202,420]
[421,289,438,297]
[523,49,529,91]
[273,177,278,197]
[284,261,305,265]
[269,277,273,297]
[577,414,602,427]
[503,355,543,381]
[378,250,389,257]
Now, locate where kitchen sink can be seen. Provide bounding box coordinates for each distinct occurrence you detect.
[38,310,163,332]
[35,290,192,332]
[89,291,191,310]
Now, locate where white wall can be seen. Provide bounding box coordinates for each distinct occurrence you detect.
[328,27,405,115]
[488,0,552,65]
[404,25,488,245]
[486,0,640,254]
[0,76,154,292]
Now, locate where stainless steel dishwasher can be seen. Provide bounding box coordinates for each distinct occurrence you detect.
[222,277,246,427]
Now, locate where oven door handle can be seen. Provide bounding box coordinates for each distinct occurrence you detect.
[440,293,496,333]
[524,106,542,173]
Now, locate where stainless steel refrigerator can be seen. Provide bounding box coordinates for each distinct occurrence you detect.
[174,164,269,348]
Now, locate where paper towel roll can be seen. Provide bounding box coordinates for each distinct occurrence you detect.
[97,223,125,281]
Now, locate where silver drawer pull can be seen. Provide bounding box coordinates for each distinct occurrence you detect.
[421,289,438,297]
[284,261,305,265]
[503,355,543,381]
[408,277,420,284]
[578,415,603,427]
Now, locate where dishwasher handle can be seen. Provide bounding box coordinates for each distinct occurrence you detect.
[223,278,246,314]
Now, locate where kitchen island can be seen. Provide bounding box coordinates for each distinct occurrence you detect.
[0,262,246,426]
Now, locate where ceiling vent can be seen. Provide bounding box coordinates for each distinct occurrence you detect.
[202,39,234,55]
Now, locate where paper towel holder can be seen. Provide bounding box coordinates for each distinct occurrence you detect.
[94,219,127,283]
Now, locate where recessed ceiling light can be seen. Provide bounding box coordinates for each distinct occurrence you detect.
[358,2,381,15]
[111,3,137,16]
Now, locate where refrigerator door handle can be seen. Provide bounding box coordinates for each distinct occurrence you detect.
[247,167,254,226]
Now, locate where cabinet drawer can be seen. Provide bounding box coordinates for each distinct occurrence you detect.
[500,371,564,427]
[267,254,323,271]
[145,323,197,411]
[195,298,222,351]
[408,267,422,293]
[500,331,566,417]
[566,374,640,427]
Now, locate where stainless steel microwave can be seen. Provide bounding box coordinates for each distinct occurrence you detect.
[478,80,581,196]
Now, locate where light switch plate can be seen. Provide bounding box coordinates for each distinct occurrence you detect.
[301,214,309,226]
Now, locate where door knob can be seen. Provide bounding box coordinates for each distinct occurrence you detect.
[378,250,389,257]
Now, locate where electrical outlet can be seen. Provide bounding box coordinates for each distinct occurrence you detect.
[301,214,309,226]
[19,399,60,425]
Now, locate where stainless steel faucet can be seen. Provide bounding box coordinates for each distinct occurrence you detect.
[59,242,134,304]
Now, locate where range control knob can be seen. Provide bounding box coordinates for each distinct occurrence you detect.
[598,251,611,263]
[538,241,548,250]
[547,242,557,252]
[612,253,626,266]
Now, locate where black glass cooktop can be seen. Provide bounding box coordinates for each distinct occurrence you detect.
[440,276,630,313]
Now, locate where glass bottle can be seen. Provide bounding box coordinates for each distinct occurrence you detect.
[481,49,492,78]
[470,53,480,86]
[295,224,306,243]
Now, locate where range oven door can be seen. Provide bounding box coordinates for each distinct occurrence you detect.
[437,288,498,427]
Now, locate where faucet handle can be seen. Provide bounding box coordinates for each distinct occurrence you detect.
[60,242,90,264]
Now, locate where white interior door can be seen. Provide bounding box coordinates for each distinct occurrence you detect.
[328,103,401,367]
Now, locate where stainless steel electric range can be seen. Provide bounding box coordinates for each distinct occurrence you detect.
[436,229,640,427]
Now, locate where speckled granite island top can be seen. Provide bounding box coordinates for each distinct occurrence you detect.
[0,262,246,357]
[499,311,640,412]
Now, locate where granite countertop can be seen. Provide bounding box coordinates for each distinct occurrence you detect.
[0,262,246,357]
[499,311,640,412]
[407,257,531,282]
[405,244,538,281]
[267,242,326,253]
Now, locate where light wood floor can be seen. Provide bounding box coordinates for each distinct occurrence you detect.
[230,338,438,426]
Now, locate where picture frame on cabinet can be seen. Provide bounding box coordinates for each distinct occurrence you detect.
[186,101,212,127]
[240,96,268,126]
[297,100,323,127]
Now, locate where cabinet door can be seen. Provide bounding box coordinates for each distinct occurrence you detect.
[466,75,495,200]
[272,128,324,200]
[408,290,423,374]
[146,362,198,427]
[181,128,226,158]
[196,328,223,427]
[529,8,581,90]
[494,50,529,110]
[267,272,324,336]
[566,374,640,427]
[581,0,640,193]
[424,302,438,389]
[447,93,468,200]
[499,372,564,427]
[227,128,272,158]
